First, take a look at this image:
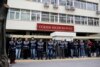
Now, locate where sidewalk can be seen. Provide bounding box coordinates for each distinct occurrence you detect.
[14,57,100,62]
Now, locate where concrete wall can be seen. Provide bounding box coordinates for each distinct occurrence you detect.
[8,0,99,18]
[6,0,100,33]
[6,20,100,33]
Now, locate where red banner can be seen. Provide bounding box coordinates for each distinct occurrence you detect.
[37,23,74,32]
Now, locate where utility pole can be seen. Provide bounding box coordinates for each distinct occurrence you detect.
[0,0,9,67]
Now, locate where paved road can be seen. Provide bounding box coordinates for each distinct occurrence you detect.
[10,58,100,67]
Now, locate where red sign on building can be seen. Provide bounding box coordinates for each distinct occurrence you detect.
[37,23,74,32]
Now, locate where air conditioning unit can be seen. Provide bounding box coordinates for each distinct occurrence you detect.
[44,2,49,8]
[53,4,58,9]
[96,11,100,15]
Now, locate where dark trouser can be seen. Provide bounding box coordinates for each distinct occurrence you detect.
[87,48,91,57]
[9,49,16,64]
[74,48,79,57]
[23,48,29,59]
[70,49,74,58]
[30,49,36,59]
[59,48,65,58]
[47,49,53,59]
[64,48,69,57]
[37,49,43,60]
[53,50,57,59]
[96,48,100,57]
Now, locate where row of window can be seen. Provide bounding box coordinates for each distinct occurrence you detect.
[7,8,99,26]
[31,0,98,11]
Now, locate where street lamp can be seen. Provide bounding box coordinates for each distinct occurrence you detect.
[0,0,9,67]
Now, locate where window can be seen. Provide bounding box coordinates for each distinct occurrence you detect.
[8,8,20,20]
[42,12,49,22]
[31,11,40,21]
[86,2,94,10]
[67,15,73,24]
[74,1,81,8]
[80,1,86,9]
[9,9,15,19]
[67,0,73,6]
[75,16,80,24]
[42,0,50,3]
[50,13,58,22]
[88,17,94,26]
[59,0,66,6]
[51,0,58,4]
[80,17,87,25]
[94,18,99,26]
[21,9,30,21]
[32,0,41,2]
[15,9,20,20]
[93,4,98,11]
[59,14,66,23]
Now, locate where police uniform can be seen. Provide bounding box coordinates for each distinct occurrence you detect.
[64,41,69,57]
[23,40,29,59]
[16,40,22,59]
[30,40,37,59]
[47,41,54,59]
[73,41,79,57]
[53,40,58,58]
[9,40,16,64]
[37,41,44,59]
[59,41,65,58]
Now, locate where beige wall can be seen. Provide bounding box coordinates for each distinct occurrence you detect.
[6,0,100,33]
[8,0,99,18]
[6,20,100,33]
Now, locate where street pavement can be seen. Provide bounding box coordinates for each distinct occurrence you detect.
[10,58,100,67]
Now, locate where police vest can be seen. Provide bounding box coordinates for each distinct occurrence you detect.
[30,40,36,49]
[48,42,53,49]
[23,41,29,48]
[16,41,22,49]
[37,42,44,49]
[60,42,65,48]
[9,41,16,50]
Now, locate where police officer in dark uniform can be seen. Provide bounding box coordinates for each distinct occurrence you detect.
[9,38,16,64]
[47,39,54,59]
[69,41,74,58]
[30,37,37,59]
[59,40,65,58]
[23,38,30,59]
[37,39,44,60]
[16,38,22,59]
[53,40,58,59]
[64,40,69,58]
[73,40,79,57]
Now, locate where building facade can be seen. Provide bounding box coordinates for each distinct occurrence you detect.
[6,0,100,40]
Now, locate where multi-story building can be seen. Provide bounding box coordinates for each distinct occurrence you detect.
[6,0,100,40]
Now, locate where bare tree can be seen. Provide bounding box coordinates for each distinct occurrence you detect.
[0,0,9,67]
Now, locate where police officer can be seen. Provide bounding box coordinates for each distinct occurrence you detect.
[9,38,16,64]
[16,38,22,59]
[23,38,30,59]
[37,39,44,60]
[69,41,74,58]
[73,40,79,57]
[79,40,85,57]
[95,41,100,57]
[30,37,37,59]
[47,39,54,59]
[59,40,65,58]
[53,40,58,59]
[64,40,69,58]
